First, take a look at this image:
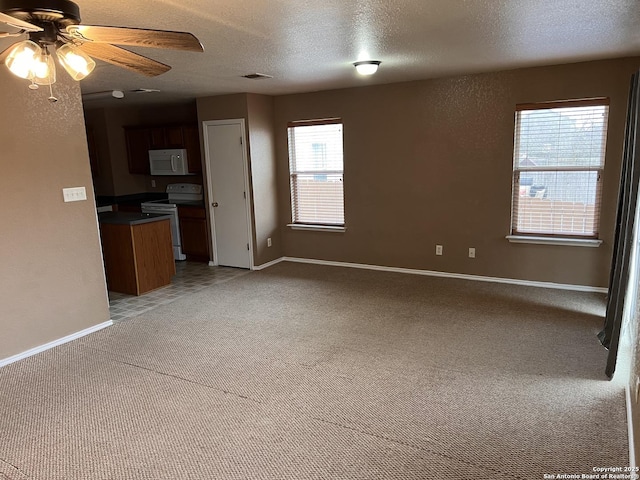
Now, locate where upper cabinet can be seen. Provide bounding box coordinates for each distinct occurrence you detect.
[86,126,100,178]
[149,126,185,149]
[124,124,202,175]
[183,125,202,174]
[125,127,151,174]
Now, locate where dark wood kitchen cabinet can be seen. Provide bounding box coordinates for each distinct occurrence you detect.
[178,205,209,262]
[124,124,201,175]
[149,126,185,149]
[183,125,202,173]
[125,127,151,174]
[86,126,100,177]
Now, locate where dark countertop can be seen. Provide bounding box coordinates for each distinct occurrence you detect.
[98,212,173,226]
[96,192,167,208]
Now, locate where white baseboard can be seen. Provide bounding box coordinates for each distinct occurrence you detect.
[627,384,637,469]
[253,257,285,271]
[281,257,608,293]
[0,320,113,369]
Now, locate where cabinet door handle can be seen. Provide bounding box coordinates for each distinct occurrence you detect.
[212,202,219,207]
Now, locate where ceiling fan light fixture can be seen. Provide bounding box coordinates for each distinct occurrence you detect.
[5,40,41,79]
[32,48,56,85]
[353,60,381,76]
[56,43,95,80]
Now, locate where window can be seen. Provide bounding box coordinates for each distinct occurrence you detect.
[510,98,609,239]
[288,119,344,226]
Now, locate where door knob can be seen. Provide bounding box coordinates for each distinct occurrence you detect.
[212,202,219,207]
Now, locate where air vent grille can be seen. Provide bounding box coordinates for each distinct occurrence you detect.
[242,73,273,80]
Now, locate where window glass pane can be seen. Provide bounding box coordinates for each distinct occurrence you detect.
[291,174,344,224]
[511,101,608,238]
[514,171,600,236]
[289,124,343,172]
[288,121,344,225]
[515,105,608,169]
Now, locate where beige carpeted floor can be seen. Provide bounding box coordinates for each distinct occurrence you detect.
[0,262,628,479]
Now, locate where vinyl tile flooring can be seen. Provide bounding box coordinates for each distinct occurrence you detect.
[108,262,249,322]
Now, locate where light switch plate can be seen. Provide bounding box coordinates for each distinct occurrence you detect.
[63,187,87,202]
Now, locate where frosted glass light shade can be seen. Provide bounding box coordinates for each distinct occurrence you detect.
[5,40,41,79]
[354,60,381,75]
[32,50,56,85]
[56,43,95,80]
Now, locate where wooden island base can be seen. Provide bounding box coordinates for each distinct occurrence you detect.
[99,213,176,296]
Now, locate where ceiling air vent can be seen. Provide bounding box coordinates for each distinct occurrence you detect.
[131,88,161,93]
[242,73,273,79]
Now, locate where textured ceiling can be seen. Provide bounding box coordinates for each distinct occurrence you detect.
[1,0,639,106]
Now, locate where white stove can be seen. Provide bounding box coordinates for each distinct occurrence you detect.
[141,183,203,261]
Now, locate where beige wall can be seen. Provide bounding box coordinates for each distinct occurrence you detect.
[247,94,282,265]
[0,73,110,360]
[84,102,200,197]
[197,93,283,266]
[274,57,640,287]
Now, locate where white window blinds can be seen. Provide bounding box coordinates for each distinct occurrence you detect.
[511,99,609,238]
[288,119,344,225]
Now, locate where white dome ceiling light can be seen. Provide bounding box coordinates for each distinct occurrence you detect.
[354,60,381,76]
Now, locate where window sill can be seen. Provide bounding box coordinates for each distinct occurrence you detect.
[287,223,346,233]
[505,235,602,247]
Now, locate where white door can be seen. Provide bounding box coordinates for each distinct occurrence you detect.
[203,120,253,269]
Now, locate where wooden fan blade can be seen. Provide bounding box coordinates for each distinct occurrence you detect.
[67,25,203,52]
[78,42,171,77]
[0,11,42,32]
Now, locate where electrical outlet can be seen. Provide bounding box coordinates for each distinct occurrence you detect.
[151,179,156,188]
[469,247,476,258]
[62,187,87,202]
[267,237,272,247]
[435,245,443,256]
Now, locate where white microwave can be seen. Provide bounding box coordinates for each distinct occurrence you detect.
[149,149,192,176]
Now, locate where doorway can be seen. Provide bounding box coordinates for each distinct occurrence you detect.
[203,119,254,269]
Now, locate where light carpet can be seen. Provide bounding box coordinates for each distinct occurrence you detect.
[0,262,628,479]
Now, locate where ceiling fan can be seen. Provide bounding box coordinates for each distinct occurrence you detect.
[0,0,203,100]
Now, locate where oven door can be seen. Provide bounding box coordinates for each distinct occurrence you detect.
[140,204,186,261]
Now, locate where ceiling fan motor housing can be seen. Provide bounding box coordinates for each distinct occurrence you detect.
[0,0,81,27]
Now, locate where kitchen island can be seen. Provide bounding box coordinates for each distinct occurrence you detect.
[99,212,176,296]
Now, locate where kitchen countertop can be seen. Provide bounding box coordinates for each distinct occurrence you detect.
[98,212,173,226]
[96,192,167,208]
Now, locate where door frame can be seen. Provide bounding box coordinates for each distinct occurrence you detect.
[202,119,254,269]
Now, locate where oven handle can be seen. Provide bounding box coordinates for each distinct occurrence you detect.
[141,207,177,214]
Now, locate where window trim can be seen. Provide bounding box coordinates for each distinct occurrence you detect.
[505,235,602,247]
[510,98,609,240]
[287,223,346,232]
[287,118,345,228]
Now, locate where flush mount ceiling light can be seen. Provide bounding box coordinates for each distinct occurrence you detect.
[0,0,203,102]
[353,60,381,76]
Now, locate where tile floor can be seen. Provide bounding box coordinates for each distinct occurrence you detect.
[108,262,250,322]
